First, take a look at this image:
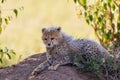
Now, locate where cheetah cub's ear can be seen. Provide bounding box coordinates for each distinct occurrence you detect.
[42,28,46,33]
[57,27,61,32]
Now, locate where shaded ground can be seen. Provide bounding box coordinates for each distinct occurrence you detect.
[0,53,100,80]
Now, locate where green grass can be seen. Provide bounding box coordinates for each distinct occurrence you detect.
[0,0,95,67]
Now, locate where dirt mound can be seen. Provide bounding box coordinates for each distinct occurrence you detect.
[0,53,100,80]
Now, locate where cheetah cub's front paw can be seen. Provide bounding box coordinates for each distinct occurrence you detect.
[48,65,57,70]
[29,69,41,79]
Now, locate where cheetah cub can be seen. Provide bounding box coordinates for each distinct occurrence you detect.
[30,26,111,78]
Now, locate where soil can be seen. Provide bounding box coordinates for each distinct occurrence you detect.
[0,53,100,80]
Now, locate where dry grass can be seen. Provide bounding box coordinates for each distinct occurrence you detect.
[0,0,95,67]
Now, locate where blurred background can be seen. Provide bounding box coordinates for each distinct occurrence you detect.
[0,0,95,66]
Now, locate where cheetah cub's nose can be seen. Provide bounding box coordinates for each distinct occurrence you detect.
[48,43,51,46]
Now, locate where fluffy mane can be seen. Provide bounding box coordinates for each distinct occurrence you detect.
[61,31,73,42]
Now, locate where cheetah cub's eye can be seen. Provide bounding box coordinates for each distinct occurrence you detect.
[44,38,47,40]
[51,38,54,40]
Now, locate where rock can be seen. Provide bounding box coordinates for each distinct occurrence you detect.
[0,53,100,80]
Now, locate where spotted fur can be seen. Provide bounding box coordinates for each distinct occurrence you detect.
[30,26,111,78]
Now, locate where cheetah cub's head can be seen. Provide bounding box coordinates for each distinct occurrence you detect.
[42,26,63,48]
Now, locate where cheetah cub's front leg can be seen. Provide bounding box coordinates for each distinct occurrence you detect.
[48,60,61,70]
[29,60,50,79]
[30,52,52,77]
